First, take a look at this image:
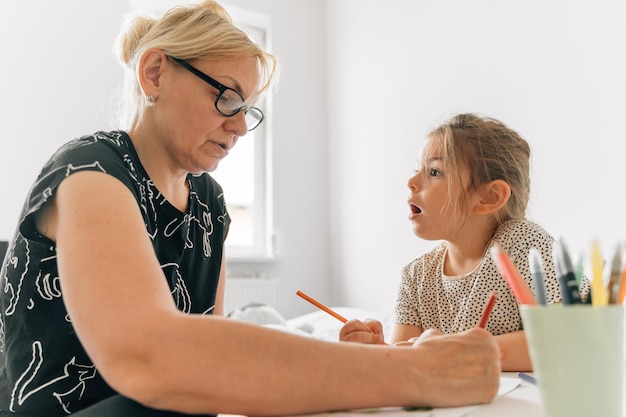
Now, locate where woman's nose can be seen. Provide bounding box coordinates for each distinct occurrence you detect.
[226,135,239,150]
[224,111,249,137]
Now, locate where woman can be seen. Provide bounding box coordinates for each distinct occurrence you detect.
[0,2,500,416]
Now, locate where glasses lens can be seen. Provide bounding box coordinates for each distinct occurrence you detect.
[245,107,264,131]
[215,88,263,131]
[216,89,244,116]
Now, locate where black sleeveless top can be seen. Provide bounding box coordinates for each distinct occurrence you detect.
[0,131,229,415]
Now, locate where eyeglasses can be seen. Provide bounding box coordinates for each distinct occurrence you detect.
[169,56,264,131]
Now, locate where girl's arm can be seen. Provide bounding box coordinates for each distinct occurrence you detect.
[495,330,532,371]
[390,323,424,345]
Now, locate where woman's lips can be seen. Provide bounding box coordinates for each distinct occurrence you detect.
[207,140,229,158]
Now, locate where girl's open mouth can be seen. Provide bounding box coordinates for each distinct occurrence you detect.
[409,202,422,214]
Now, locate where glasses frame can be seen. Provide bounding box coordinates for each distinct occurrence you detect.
[169,56,264,131]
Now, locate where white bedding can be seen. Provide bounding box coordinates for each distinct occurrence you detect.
[228,303,397,343]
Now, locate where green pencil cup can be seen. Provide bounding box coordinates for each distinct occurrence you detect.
[520,304,624,417]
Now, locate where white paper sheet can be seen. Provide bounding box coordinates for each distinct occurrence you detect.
[299,377,520,417]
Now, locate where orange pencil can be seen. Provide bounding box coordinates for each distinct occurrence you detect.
[617,253,626,304]
[478,291,498,328]
[490,241,538,305]
[296,290,348,323]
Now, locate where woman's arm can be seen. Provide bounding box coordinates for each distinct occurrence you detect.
[393,323,531,371]
[45,171,500,415]
[213,252,227,316]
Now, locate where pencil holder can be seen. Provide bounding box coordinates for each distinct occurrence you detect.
[520,304,624,417]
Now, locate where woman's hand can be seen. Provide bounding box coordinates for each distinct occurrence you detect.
[339,319,386,344]
[404,327,502,407]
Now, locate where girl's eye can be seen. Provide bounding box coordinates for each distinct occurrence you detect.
[428,168,443,177]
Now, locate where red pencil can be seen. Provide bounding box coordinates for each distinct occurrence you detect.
[478,291,498,329]
[490,241,538,305]
[296,290,348,323]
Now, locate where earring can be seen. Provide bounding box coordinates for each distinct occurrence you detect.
[145,95,155,106]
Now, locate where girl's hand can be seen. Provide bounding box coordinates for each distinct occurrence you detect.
[339,319,386,344]
[393,328,439,347]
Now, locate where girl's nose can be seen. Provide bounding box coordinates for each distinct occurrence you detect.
[407,172,420,191]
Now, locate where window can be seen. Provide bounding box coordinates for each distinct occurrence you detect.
[213,5,274,260]
[129,1,275,260]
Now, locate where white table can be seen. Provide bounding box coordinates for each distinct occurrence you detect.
[468,372,542,416]
[220,370,625,417]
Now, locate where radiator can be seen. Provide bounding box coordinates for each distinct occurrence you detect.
[224,276,279,314]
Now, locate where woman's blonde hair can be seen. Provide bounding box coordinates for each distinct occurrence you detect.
[423,113,531,226]
[114,0,279,128]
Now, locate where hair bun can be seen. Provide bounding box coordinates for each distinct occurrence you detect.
[116,14,157,67]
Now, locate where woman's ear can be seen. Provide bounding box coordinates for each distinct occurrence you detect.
[473,179,511,216]
[138,49,167,99]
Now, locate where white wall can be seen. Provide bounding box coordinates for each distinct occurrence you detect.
[0,1,127,237]
[326,0,626,310]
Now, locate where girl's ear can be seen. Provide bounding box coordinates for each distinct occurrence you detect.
[138,49,167,99]
[473,179,511,215]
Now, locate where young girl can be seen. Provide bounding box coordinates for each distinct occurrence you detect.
[340,113,589,371]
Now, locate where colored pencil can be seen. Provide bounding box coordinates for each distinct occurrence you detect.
[517,372,537,385]
[617,252,626,304]
[296,290,348,323]
[490,241,538,305]
[590,240,609,306]
[478,291,498,329]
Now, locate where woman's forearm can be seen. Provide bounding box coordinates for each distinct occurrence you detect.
[118,317,500,415]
